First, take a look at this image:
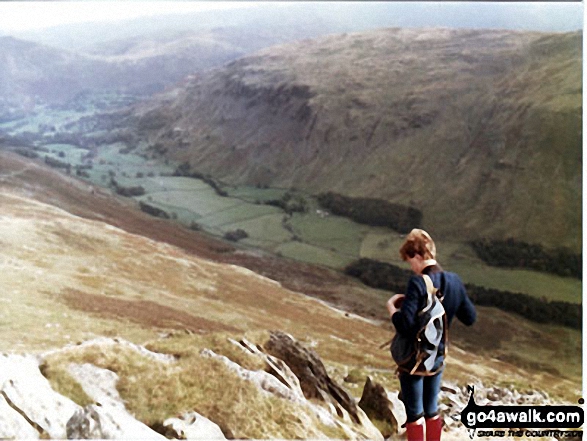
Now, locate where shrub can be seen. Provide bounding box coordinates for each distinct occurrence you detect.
[471,238,581,279]
[266,192,307,215]
[139,201,169,219]
[115,185,146,197]
[344,258,581,329]
[15,148,38,159]
[224,229,249,242]
[317,192,421,233]
[44,156,71,170]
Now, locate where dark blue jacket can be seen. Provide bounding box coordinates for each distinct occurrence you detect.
[391,264,476,351]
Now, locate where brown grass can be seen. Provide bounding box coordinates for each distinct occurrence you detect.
[42,338,346,439]
[63,289,240,334]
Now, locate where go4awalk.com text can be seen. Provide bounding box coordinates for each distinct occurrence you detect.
[460,386,583,439]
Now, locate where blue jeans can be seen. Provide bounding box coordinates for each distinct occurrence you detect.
[399,367,443,423]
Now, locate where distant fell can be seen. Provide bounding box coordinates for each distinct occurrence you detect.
[131,28,582,251]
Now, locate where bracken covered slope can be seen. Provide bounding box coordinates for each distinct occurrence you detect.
[133,28,582,251]
[0,150,580,402]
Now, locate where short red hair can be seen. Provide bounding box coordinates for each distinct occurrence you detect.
[399,229,436,261]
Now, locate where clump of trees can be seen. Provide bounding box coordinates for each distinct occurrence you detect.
[44,156,71,172]
[471,238,581,279]
[139,201,169,219]
[15,149,38,159]
[317,192,422,233]
[224,229,249,242]
[266,192,307,215]
[173,162,228,197]
[109,178,146,197]
[115,185,146,197]
[344,258,581,329]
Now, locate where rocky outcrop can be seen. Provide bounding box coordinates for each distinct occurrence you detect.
[67,404,167,440]
[358,377,400,438]
[0,335,570,441]
[0,354,81,439]
[204,334,385,440]
[161,412,227,440]
[264,331,361,423]
[0,392,41,439]
[66,363,167,439]
[0,339,225,440]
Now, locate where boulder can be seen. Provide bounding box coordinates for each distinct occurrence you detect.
[162,411,227,440]
[358,377,400,438]
[234,338,304,395]
[264,331,361,424]
[0,354,81,439]
[66,405,104,439]
[67,404,166,440]
[201,347,383,440]
[0,393,40,439]
[67,363,125,410]
[387,391,407,435]
[200,348,306,403]
[66,363,166,440]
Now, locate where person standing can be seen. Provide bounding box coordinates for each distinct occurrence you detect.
[386,229,476,441]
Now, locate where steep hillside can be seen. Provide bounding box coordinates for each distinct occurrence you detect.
[0,37,102,108]
[132,28,582,251]
[0,150,580,400]
[0,29,280,118]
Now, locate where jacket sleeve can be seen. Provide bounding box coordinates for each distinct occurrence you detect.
[391,275,424,337]
[455,276,477,326]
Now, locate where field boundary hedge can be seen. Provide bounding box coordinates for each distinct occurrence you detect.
[344,258,581,329]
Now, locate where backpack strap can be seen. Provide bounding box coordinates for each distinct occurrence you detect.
[420,274,437,314]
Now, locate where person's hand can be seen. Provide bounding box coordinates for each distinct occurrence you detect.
[386,294,405,317]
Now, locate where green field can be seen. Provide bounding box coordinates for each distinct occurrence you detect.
[25,140,586,305]
[4,101,581,306]
[361,233,581,303]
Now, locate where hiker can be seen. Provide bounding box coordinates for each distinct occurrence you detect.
[386,229,476,441]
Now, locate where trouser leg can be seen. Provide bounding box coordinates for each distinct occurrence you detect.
[399,372,424,423]
[423,369,443,441]
[423,368,443,418]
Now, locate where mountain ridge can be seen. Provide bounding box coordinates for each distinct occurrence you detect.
[129,27,582,251]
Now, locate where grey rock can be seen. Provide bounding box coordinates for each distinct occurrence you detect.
[201,347,383,440]
[200,348,306,403]
[67,403,166,440]
[387,390,407,436]
[264,331,361,424]
[66,405,105,439]
[235,337,304,395]
[67,363,124,410]
[0,354,81,439]
[0,393,40,439]
[358,377,399,438]
[67,363,166,440]
[162,411,227,440]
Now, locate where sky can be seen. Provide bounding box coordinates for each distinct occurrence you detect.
[0,1,262,32]
[0,1,582,34]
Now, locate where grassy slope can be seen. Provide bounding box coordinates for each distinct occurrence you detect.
[136,28,581,252]
[0,151,580,410]
[23,140,581,304]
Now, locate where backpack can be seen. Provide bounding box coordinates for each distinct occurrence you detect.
[390,274,447,376]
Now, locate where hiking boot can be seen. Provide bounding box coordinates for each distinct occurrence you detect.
[406,417,425,441]
[425,415,443,441]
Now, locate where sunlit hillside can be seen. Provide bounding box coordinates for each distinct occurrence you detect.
[129,28,581,251]
[0,151,580,405]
